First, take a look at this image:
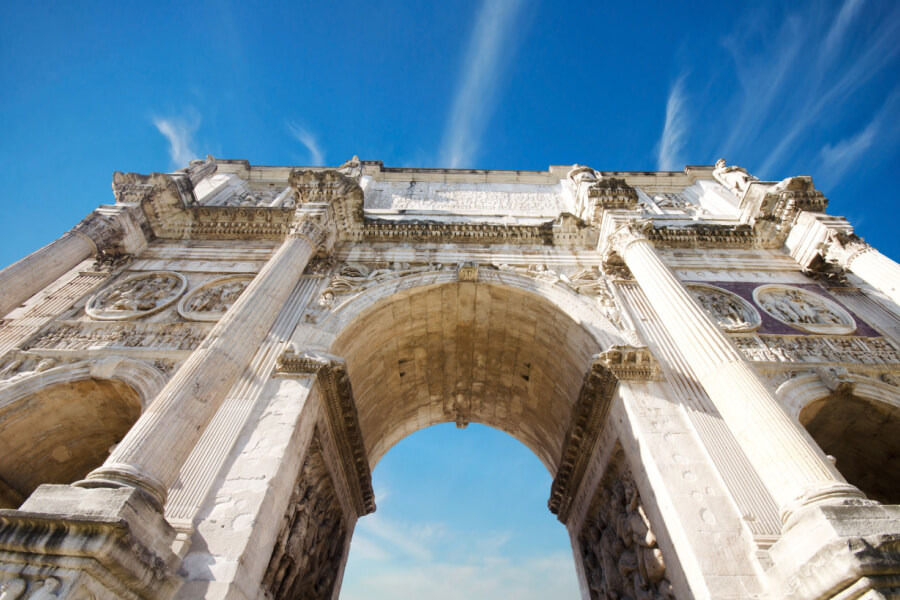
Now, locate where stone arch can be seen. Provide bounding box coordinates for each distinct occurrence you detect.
[777,373,900,504]
[0,357,166,508]
[316,272,623,472]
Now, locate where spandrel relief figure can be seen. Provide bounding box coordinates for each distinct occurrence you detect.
[86,272,187,320]
[687,284,761,332]
[753,285,856,335]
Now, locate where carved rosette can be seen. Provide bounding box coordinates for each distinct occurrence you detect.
[85,272,187,321]
[687,283,761,333]
[753,285,856,335]
[177,275,253,322]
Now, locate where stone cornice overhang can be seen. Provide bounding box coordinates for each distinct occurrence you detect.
[274,348,375,517]
[113,161,802,250]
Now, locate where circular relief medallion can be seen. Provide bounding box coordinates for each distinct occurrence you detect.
[86,271,187,321]
[753,284,856,335]
[687,283,761,332]
[177,275,253,321]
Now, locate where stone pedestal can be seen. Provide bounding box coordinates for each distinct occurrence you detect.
[0,485,180,599]
[766,504,900,599]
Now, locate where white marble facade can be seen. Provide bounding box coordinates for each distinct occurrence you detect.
[0,157,899,599]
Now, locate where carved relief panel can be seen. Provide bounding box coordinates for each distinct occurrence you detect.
[686,283,761,332]
[177,275,253,321]
[753,285,856,335]
[262,437,348,600]
[578,448,675,600]
[85,272,186,320]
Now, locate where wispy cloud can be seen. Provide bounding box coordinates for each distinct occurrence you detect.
[818,87,900,186]
[341,552,578,600]
[153,114,200,169]
[823,0,866,59]
[440,0,528,168]
[697,2,900,180]
[657,77,689,171]
[287,121,325,166]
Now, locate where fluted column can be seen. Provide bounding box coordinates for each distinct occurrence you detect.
[77,217,327,509]
[824,232,900,308]
[0,231,95,318]
[611,224,868,529]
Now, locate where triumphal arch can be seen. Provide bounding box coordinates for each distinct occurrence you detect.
[0,156,899,599]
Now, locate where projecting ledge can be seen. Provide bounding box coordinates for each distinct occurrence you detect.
[0,485,181,599]
[765,503,900,599]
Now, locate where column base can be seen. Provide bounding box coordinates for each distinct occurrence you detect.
[766,504,900,599]
[0,485,181,599]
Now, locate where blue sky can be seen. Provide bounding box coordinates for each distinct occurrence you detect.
[1,0,898,596]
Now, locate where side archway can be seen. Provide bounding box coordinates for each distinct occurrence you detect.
[777,373,900,504]
[0,357,165,508]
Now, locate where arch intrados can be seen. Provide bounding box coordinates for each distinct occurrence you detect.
[324,276,610,473]
[301,268,624,350]
[0,356,167,412]
[776,372,900,419]
[0,376,143,506]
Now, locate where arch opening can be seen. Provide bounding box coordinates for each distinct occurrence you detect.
[799,392,900,504]
[340,423,581,599]
[329,280,602,473]
[0,378,142,508]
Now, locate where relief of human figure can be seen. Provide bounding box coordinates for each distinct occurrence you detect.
[713,158,759,195]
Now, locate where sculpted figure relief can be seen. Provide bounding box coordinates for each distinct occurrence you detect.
[753,285,856,335]
[86,272,187,320]
[713,158,758,196]
[687,284,760,332]
[579,463,675,600]
[316,262,446,310]
[262,440,347,600]
[178,276,253,321]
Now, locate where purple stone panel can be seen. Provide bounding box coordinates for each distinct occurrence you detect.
[687,281,881,337]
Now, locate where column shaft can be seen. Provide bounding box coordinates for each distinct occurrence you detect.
[0,232,95,317]
[620,236,865,528]
[79,232,317,508]
[846,249,900,309]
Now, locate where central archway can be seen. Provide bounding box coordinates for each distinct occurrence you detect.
[329,279,606,472]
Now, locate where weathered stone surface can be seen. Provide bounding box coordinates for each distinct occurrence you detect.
[0,158,899,600]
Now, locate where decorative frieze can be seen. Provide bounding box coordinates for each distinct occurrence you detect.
[275,348,375,516]
[753,285,856,335]
[549,346,658,523]
[262,438,348,600]
[733,334,900,366]
[25,321,210,353]
[578,448,675,600]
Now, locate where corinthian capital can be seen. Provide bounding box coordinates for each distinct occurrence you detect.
[567,164,638,224]
[606,219,653,255]
[71,205,149,257]
[822,230,872,267]
[290,208,334,254]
